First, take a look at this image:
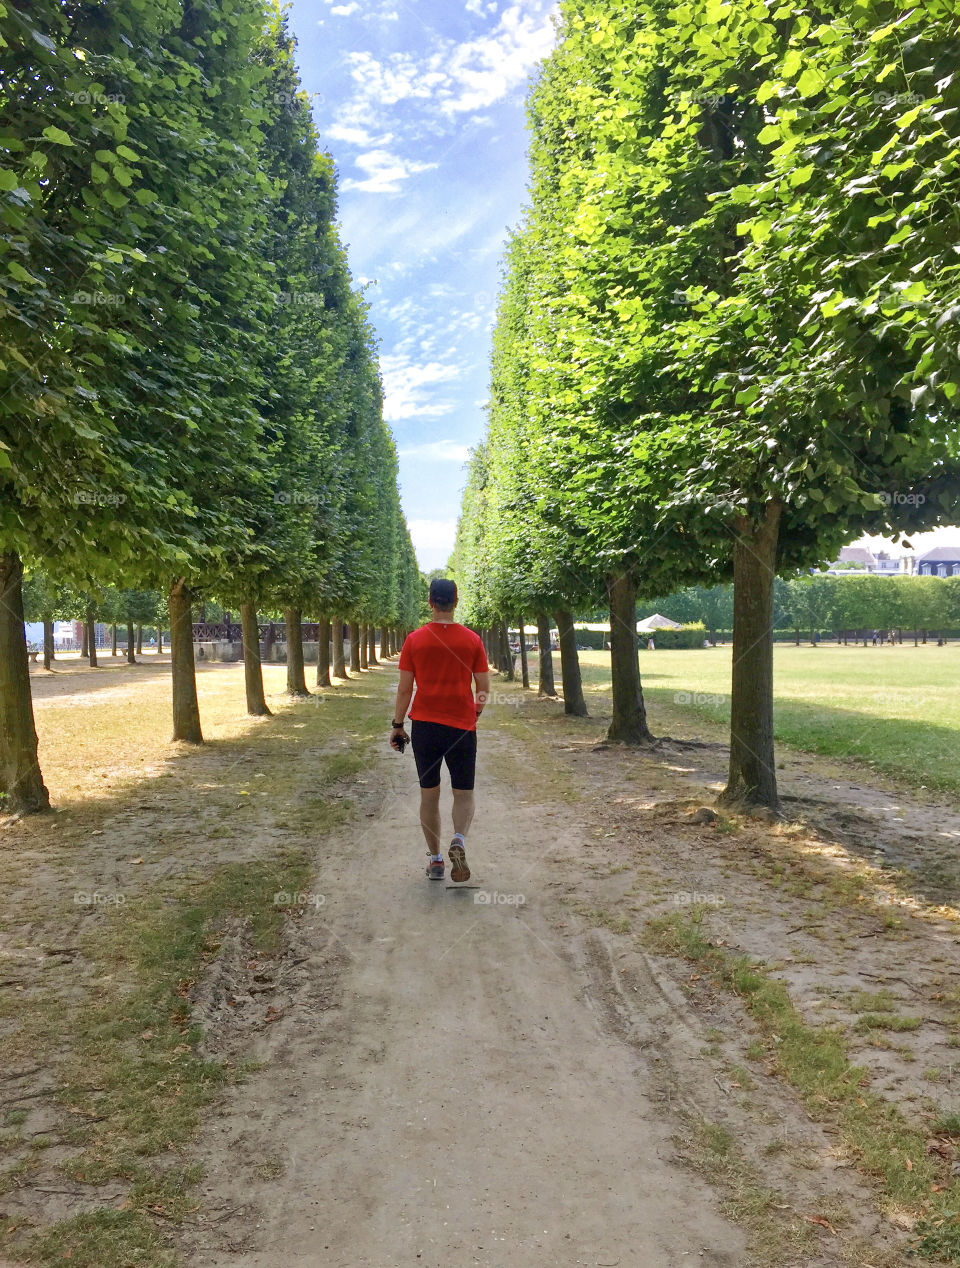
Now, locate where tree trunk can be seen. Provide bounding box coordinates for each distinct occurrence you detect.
[332,618,347,678]
[285,607,309,696]
[536,614,557,697]
[317,617,332,687]
[111,623,118,656]
[349,622,361,673]
[554,609,587,716]
[0,552,50,813]
[86,610,98,668]
[42,620,54,670]
[360,623,369,670]
[719,503,782,810]
[81,621,88,658]
[518,618,530,689]
[605,572,653,744]
[498,618,514,680]
[242,602,271,715]
[126,621,136,665]
[169,578,203,743]
[137,624,143,654]
[379,625,389,659]
[368,624,378,666]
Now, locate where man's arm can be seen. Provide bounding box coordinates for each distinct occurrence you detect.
[392,670,415,737]
[474,670,490,718]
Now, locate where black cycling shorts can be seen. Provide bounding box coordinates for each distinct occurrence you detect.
[410,720,477,791]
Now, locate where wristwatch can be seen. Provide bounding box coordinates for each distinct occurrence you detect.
[391,719,405,728]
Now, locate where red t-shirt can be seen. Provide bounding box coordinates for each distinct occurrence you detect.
[399,622,488,731]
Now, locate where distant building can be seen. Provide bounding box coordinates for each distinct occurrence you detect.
[915,546,960,577]
[822,546,914,577]
[835,546,876,569]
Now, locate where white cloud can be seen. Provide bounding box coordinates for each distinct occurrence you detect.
[380,355,463,421]
[407,517,459,569]
[341,149,437,194]
[330,1,360,13]
[441,3,557,114]
[855,526,960,553]
[397,438,471,463]
[326,123,394,148]
[328,2,557,149]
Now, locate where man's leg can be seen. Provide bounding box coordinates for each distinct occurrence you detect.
[451,788,475,838]
[446,730,477,883]
[419,785,442,854]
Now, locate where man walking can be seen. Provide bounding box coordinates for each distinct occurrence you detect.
[390,579,490,882]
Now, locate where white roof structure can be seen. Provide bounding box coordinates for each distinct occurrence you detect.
[573,615,684,634]
[637,614,683,631]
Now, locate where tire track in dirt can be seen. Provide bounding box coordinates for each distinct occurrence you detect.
[175,730,747,1268]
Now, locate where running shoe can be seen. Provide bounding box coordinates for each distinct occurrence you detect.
[448,841,470,883]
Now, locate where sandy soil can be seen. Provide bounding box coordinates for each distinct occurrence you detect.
[176,738,746,1268]
[3,662,959,1266]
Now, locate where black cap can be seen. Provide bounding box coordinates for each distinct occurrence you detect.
[429,578,457,608]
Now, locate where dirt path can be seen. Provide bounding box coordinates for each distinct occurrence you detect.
[4,662,956,1265]
[178,732,746,1267]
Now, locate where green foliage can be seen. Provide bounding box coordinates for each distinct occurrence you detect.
[0,0,413,617]
[0,0,417,805]
[457,0,960,790]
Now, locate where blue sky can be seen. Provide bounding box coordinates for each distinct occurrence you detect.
[287,1,958,572]
[288,0,558,571]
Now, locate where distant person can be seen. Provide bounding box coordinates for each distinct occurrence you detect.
[647,637,655,651]
[872,630,878,646]
[390,579,490,883]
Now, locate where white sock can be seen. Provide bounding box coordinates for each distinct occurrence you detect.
[452,832,465,846]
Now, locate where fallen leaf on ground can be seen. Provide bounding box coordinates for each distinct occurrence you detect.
[804,1215,838,1235]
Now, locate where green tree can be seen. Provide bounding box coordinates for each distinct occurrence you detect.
[480,0,960,807]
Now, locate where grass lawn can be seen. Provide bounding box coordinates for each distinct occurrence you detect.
[572,643,960,796]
